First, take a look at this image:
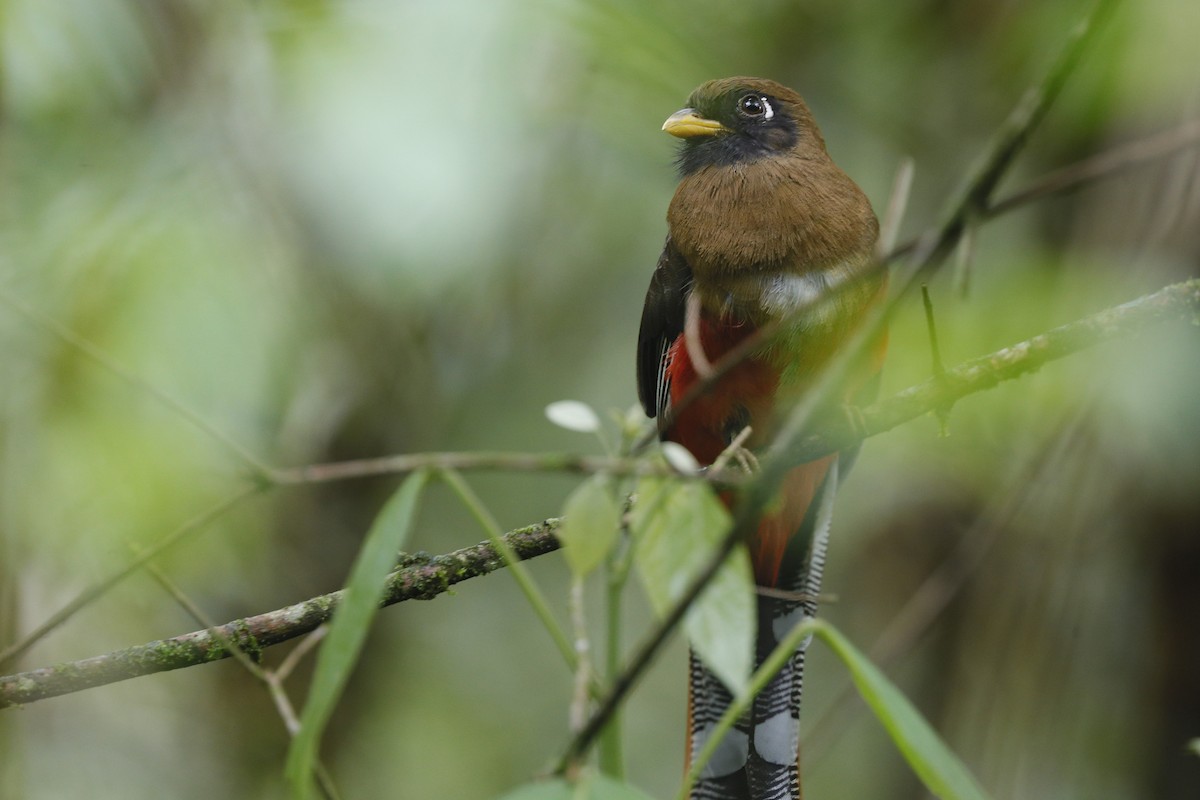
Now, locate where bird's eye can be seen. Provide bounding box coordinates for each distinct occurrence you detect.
[737,94,772,119]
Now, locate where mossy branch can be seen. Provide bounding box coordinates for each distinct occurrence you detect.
[786,278,1200,463]
[2,278,1196,711]
[0,521,561,708]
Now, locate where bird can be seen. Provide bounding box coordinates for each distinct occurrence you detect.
[636,77,886,799]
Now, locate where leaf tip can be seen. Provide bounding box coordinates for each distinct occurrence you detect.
[546,400,601,433]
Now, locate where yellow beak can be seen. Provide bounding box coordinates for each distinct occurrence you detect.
[661,108,730,138]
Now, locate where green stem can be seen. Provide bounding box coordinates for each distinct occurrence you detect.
[438,469,578,672]
[569,578,592,735]
[598,531,631,777]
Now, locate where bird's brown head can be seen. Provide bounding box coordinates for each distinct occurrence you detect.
[663,77,827,176]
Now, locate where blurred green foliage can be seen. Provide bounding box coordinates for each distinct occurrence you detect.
[1,0,1198,798]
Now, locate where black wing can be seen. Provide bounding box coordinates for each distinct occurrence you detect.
[636,237,692,420]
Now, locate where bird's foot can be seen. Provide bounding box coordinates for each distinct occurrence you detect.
[712,425,759,476]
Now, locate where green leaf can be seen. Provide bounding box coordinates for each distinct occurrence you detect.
[581,772,658,800]
[630,477,754,695]
[814,620,993,800]
[496,772,656,800]
[495,781,572,800]
[557,474,621,577]
[285,469,431,799]
[682,540,755,696]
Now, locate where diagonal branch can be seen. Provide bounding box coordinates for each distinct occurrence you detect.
[0,521,561,708]
[3,277,1195,711]
[905,0,1123,270]
[0,288,275,480]
[786,278,1200,464]
[0,451,684,670]
[985,117,1200,219]
[640,0,1130,456]
[273,452,674,486]
[574,0,1126,771]
[561,278,1197,773]
[0,485,265,670]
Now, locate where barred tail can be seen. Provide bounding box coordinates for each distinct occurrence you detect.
[687,460,839,800]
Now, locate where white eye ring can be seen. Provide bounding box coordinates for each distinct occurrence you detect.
[762,98,773,120]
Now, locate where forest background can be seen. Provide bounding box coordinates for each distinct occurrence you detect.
[1,1,1198,798]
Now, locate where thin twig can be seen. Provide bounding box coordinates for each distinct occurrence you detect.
[275,451,676,486]
[277,627,329,683]
[709,425,754,475]
[139,549,342,799]
[555,518,745,774]
[268,676,304,736]
[5,275,1193,710]
[952,221,977,297]
[921,284,952,434]
[606,270,1197,774]
[911,0,1122,269]
[801,411,1093,764]
[785,278,1200,464]
[0,483,264,670]
[767,0,1124,481]
[438,469,579,674]
[0,287,275,480]
[985,117,1200,219]
[636,0,1120,456]
[921,285,948,382]
[137,551,267,680]
[564,3,1128,765]
[877,158,916,260]
[568,579,592,737]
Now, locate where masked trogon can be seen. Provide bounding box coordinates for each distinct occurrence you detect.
[636,77,886,800]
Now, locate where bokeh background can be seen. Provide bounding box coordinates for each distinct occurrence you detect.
[2,1,1198,798]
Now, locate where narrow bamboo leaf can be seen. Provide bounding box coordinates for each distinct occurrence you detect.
[285,469,431,799]
[630,477,754,694]
[496,772,656,800]
[814,621,993,800]
[557,475,621,577]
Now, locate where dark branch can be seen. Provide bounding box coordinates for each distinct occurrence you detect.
[634,0,1129,455]
[6,276,1194,711]
[561,1,1140,756]
[904,0,1123,269]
